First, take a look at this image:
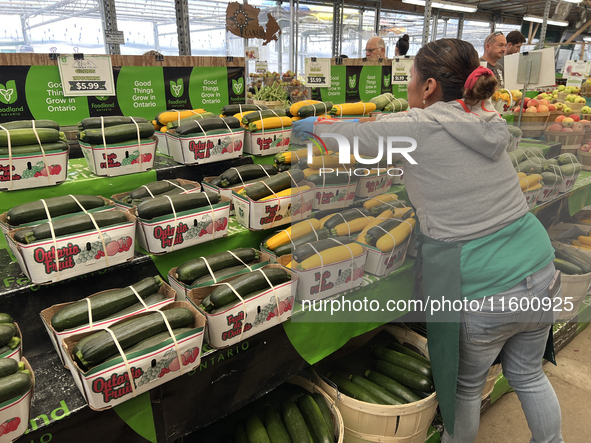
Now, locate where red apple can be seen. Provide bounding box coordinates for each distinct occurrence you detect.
[570,114,581,122]
[580,143,591,152]
[526,107,538,113]
[581,119,591,127]
[555,115,567,123]
[523,97,531,107]
[539,99,550,106]
[573,122,583,132]
[537,105,549,113]
[513,106,522,114]
[562,127,574,132]
[548,124,563,132]
[548,104,557,112]
[528,99,539,108]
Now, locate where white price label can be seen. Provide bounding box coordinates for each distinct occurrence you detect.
[392,59,413,85]
[305,58,331,88]
[58,55,115,97]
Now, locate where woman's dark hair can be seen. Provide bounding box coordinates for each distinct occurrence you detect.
[414,38,497,105]
[396,34,410,55]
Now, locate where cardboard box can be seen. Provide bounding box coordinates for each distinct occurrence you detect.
[40,281,177,368]
[0,323,22,363]
[135,196,231,254]
[154,132,169,155]
[523,187,542,210]
[202,176,263,216]
[168,250,271,301]
[6,210,136,285]
[232,183,315,230]
[186,265,296,349]
[111,180,202,211]
[243,127,291,156]
[361,238,410,277]
[0,358,34,443]
[311,181,357,211]
[355,171,394,199]
[62,302,206,411]
[537,182,561,203]
[80,136,157,177]
[166,128,245,165]
[559,172,580,194]
[0,149,69,191]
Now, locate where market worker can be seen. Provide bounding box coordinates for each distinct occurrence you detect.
[365,36,386,59]
[294,38,562,443]
[395,34,410,56]
[505,30,526,55]
[480,31,506,88]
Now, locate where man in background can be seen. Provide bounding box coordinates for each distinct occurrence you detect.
[480,31,506,88]
[365,36,385,59]
[506,30,526,55]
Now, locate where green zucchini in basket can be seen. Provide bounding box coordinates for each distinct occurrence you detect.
[78,116,149,130]
[327,374,381,403]
[166,112,215,129]
[7,195,107,226]
[323,208,371,231]
[220,104,268,116]
[374,360,433,392]
[0,119,60,131]
[241,109,287,125]
[298,102,333,118]
[307,172,360,185]
[373,346,432,379]
[175,248,260,284]
[0,358,22,378]
[125,179,183,202]
[135,191,220,219]
[105,327,194,363]
[297,393,334,443]
[0,313,13,324]
[0,371,32,404]
[132,184,198,204]
[350,375,405,405]
[365,370,421,403]
[175,117,241,136]
[270,228,331,258]
[50,276,164,332]
[190,265,255,286]
[0,141,69,156]
[0,324,18,349]
[73,307,194,370]
[0,128,62,147]
[219,164,277,188]
[103,293,169,321]
[275,162,291,172]
[208,177,222,187]
[369,200,408,216]
[292,236,354,262]
[14,211,129,244]
[79,123,155,144]
[238,169,306,201]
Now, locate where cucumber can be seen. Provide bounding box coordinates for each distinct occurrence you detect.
[365,219,402,246]
[175,117,241,136]
[209,268,291,310]
[0,325,15,348]
[234,421,249,443]
[74,308,194,370]
[369,200,408,216]
[552,241,591,274]
[79,123,155,144]
[0,141,68,156]
[0,359,20,378]
[323,208,371,231]
[553,249,591,274]
[0,128,60,147]
[350,375,405,405]
[79,116,149,130]
[263,407,292,443]
[374,360,433,392]
[1,324,16,336]
[0,314,13,324]
[311,393,334,439]
[553,258,583,275]
[365,370,421,403]
[51,276,164,331]
[298,394,332,443]
[386,341,431,365]
[409,388,433,399]
[126,180,183,201]
[327,374,381,404]
[242,109,287,125]
[1,119,60,131]
[306,172,360,185]
[292,237,354,263]
[246,414,271,443]
[220,164,278,188]
[136,191,221,219]
[281,399,313,443]
[190,265,254,286]
[176,248,260,283]
[0,372,32,404]
[167,112,215,129]
[373,346,432,379]
[221,104,269,116]
[272,229,331,258]
[7,195,106,226]
[298,102,333,118]
[241,170,306,201]
[15,211,128,244]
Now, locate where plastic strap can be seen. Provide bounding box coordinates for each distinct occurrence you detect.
[163,195,179,253]
[152,310,184,375]
[227,250,253,271]
[40,199,61,281]
[375,224,400,264]
[0,125,14,190]
[85,298,94,330]
[270,109,284,133]
[163,179,189,194]
[129,117,143,171]
[361,102,367,116]
[308,243,325,286]
[220,118,238,158]
[103,327,137,397]
[278,228,295,249]
[87,212,110,267]
[128,285,149,310]
[214,282,247,342]
[287,170,305,222]
[68,194,90,213]
[31,120,52,185]
[260,181,281,228]
[192,120,210,147]
[230,167,246,187]
[100,117,109,176]
[257,110,266,136]
[325,238,356,289]
[202,191,218,240]
[257,269,282,323]
[141,185,156,198]
[176,110,182,126]
[292,150,301,162]
[258,164,271,177]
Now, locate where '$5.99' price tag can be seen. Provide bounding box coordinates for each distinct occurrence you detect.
[305,58,331,88]
[70,81,107,91]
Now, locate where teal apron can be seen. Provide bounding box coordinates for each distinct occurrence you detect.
[415,231,556,437]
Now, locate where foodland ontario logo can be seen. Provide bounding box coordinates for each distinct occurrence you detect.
[0,80,17,104]
[170,78,184,98]
[232,77,244,95]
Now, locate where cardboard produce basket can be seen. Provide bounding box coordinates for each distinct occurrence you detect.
[545,129,585,149]
[243,127,291,156]
[80,136,157,177]
[0,323,22,363]
[515,112,549,138]
[165,127,244,165]
[577,149,591,171]
[111,179,202,211]
[253,99,284,110]
[0,358,34,443]
[0,148,69,191]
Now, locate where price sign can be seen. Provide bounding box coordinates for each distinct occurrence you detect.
[58,55,115,97]
[391,59,413,85]
[255,60,268,74]
[305,58,331,88]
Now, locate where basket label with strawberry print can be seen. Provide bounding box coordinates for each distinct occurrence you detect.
[0,359,33,443]
[135,196,231,254]
[244,128,291,156]
[6,211,136,285]
[312,181,357,211]
[80,137,157,177]
[166,128,245,165]
[0,150,68,191]
[62,302,205,411]
[361,240,409,278]
[355,171,395,199]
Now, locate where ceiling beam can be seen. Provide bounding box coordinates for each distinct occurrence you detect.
[565,18,591,43]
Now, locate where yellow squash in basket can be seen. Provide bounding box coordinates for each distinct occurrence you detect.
[297,243,365,270]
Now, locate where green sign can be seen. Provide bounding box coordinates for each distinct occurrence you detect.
[392,84,408,101]
[189,67,230,113]
[319,65,346,103]
[359,66,382,102]
[116,66,166,120]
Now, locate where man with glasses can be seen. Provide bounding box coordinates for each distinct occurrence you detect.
[480,31,506,88]
[365,36,386,59]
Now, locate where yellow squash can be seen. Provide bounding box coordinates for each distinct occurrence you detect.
[297,243,365,270]
[265,218,321,250]
[376,218,416,252]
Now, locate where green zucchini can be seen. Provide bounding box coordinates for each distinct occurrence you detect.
[136,191,220,219]
[365,219,403,246]
[246,414,271,443]
[103,293,169,321]
[209,177,222,187]
[0,141,68,156]
[79,123,155,144]
[409,388,433,399]
[242,109,287,125]
[540,172,563,186]
[79,116,149,130]
[276,163,291,172]
[1,119,60,131]
[0,347,11,356]
[553,258,583,275]
[0,128,61,147]
[175,117,241,136]
[0,325,15,348]
[221,104,269,116]
[175,248,260,283]
[126,180,183,202]
[370,93,396,111]
[167,112,215,129]
[369,200,408,216]
[374,360,433,392]
[263,406,292,443]
[298,102,332,118]
[373,346,432,379]
[220,164,278,188]
[298,394,332,443]
[292,236,354,262]
[51,276,164,332]
[0,314,13,324]
[557,153,578,165]
[73,307,194,370]
[240,169,306,201]
[208,287,270,314]
[105,328,193,362]
[327,374,381,404]
[1,324,16,336]
[306,172,359,185]
[311,393,334,440]
[281,399,313,443]
[560,163,583,176]
[7,195,106,226]
[386,341,431,365]
[234,421,249,443]
[209,268,291,310]
[0,372,32,404]
[133,184,199,203]
[0,359,21,378]
[552,241,591,274]
[350,375,405,405]
[271,229,331,258]
[365,370,421,403]
[323,208,371,231]
[15,210,128,244]
[190,265,254,286]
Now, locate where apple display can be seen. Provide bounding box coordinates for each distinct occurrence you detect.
[562,117,575,127]
[548,124,563,132]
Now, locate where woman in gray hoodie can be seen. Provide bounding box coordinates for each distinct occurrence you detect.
[310,39,563,443]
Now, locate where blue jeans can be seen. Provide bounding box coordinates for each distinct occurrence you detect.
[442,262,563,443]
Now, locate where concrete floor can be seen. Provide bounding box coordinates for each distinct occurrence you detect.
[475,325,591,442]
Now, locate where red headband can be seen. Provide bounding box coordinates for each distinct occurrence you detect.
[464,66,494,90]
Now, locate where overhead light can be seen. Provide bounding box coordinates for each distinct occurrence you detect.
[563,0,583,3]
[523,15,569,27]
[584,36,591,42]
[401,0,478,13]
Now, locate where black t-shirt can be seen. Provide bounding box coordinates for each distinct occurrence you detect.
[480,57,504,89]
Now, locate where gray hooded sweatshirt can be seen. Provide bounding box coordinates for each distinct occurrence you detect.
[314,100,529,242]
